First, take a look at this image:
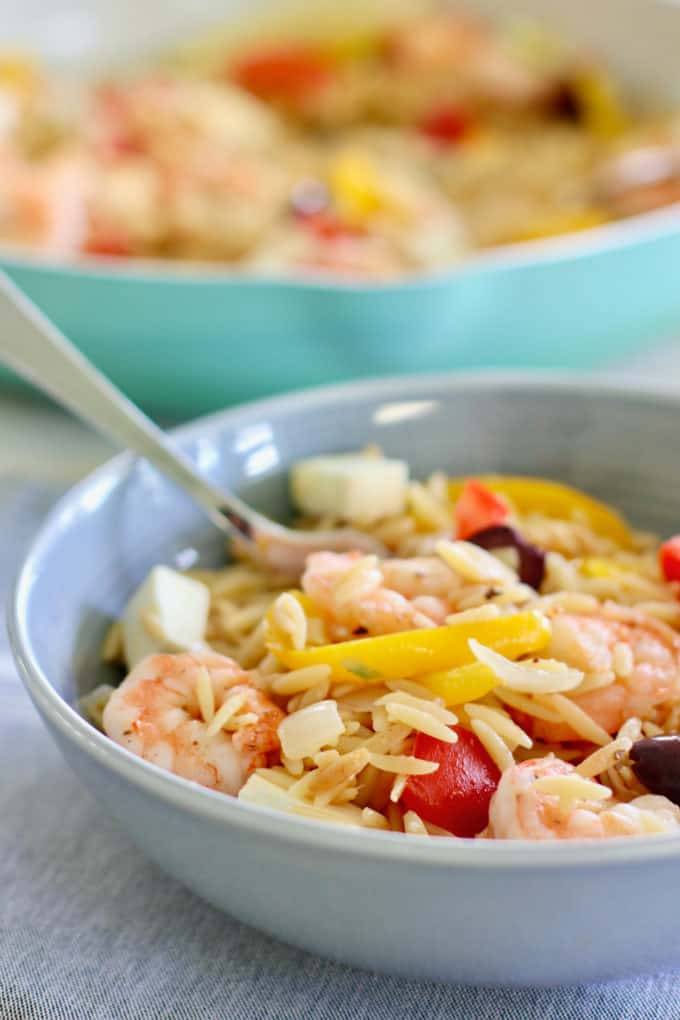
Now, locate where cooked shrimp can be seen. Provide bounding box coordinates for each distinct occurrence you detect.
[598,144,680,218]
[92,78,281,158]
[301,551,458,636]
[0,149,90,254]
[102,651,284,795]
[488,757,680,839]
[386,12,548,109]
[524,607,680,741]
[247,218,404,279]
[85,77,290,259]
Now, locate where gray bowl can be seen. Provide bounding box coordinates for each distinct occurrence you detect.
[9,374,680,986]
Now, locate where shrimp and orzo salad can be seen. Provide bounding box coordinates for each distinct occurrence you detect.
[82,451,680,841]
[1,5,679,276]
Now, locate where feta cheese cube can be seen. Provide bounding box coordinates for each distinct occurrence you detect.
[122,565,210,669]
[291,454,409,524]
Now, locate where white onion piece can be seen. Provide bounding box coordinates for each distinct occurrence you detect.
[278,700,344,760]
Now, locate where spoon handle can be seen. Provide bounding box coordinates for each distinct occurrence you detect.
[0,271,257,539]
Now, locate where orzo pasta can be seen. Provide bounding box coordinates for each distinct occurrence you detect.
[2,6,680,276]
[88,455,680,840]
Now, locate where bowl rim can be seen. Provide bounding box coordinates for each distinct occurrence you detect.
[2,200,680,291]
[9,370,680,869]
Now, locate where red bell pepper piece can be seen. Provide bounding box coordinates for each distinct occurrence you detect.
[301,211,363,242]
[84,234,132,257]
[455,479,510,540]
[233,45,334,102]
[402,726,501,836]
[660,535,680,583]
[418,106,470,145]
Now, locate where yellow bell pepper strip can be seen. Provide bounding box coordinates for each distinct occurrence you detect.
[417,662,499,706]
[268,610,551,684]
[329,152,384,222]
[447,476,633,549]
[329,151,412,226]
[580,557,627,579]
[572,71,628,139]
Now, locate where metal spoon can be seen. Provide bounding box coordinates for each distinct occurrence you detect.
[0,271,386,571]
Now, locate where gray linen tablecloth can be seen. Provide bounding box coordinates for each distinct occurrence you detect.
[3,364,680,1017]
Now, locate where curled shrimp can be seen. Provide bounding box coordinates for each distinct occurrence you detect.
[102,651,284,795]
[0,149,90,253]
[524,607,680,741]
[386,12,548,108]
[301,551,458,636]
[598,143,680,218]
[488,757,680,840]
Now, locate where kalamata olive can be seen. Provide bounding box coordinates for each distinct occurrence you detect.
[630,736,680,806]
[548,80,583,123]
[468,525,546,590]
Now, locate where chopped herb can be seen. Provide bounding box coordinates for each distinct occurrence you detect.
[341,659,382,681]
